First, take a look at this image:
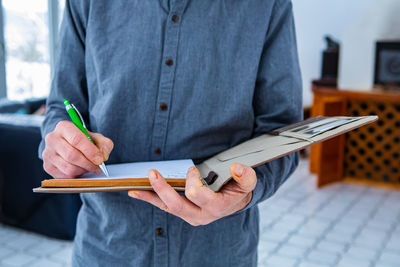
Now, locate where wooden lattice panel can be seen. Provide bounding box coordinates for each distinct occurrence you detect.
[344,100,400,184]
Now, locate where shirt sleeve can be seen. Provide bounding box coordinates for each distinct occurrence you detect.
[38,0,90,159]
[243,0,303,210]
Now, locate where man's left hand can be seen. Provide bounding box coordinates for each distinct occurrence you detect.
[128,163,257,226]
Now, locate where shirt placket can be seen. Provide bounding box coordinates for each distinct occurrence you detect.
[152,1,186,267]
[150,7,184,161]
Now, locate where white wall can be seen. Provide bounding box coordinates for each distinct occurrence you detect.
[292,0,376,106]
[339,0,400,90]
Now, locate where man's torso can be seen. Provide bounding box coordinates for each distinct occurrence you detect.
[69,0,281,266]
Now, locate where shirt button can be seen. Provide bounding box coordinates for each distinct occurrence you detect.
[155,228,163,236]
[171,15,179,22]
[160,103,168,111]
[154,148,161,155]
[165,58,173,66]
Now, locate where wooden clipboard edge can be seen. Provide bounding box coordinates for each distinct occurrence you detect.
[41,178,186,188]
[33,185,186,193]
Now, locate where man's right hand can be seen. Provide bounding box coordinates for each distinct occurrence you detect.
[42,120,114,178]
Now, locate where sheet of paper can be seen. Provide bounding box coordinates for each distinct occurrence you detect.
[76,159,194,180]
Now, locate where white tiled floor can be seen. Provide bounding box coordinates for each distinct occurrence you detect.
[258,159,400,267]
[0,226,72,267]
[0,158,399,267]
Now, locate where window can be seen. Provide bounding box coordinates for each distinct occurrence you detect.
[0,0,64,100]
[59,0,65,27]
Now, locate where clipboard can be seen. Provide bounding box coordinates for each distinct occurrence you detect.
[196,115,378,192]
[33,115,378,193]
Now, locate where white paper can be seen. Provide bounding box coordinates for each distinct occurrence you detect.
[75,159,194,180]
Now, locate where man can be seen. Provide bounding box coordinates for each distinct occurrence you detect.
[40,0,302,266]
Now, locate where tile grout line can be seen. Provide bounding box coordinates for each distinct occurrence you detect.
[297,186,368,267]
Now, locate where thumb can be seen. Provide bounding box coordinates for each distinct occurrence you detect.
[229,163,257,192]
[89,132,114,161]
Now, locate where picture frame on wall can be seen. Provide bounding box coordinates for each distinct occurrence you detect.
[374,41,400,90]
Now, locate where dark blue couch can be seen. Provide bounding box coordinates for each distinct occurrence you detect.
[0,98,81,240]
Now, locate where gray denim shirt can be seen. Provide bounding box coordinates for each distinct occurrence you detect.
[39,0,302,266]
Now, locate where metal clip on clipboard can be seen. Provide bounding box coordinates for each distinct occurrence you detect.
[277,117,362,142]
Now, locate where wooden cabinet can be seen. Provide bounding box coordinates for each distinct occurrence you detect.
[310,86,400,189]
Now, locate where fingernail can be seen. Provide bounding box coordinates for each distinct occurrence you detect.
[128,191,139,198]
[187,167,194,176]
[189,166,196,172]
[148,170,157,181]
[235,164,244,177]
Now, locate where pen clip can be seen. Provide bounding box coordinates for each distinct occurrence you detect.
[71,104,87,129]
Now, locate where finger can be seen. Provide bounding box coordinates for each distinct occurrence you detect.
[49,137,101,174]
[59,122,104,165]
[89,132,114,161]
[43,148,80,178]
[50,153,88,178]
[149,169,201,218]
[184,166,203,192]
[185,167,218,208]
[229,163,257,192]
[43,161,69,178]
[128,190,167,210]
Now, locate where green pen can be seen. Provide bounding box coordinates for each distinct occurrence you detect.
[63,99,109,177]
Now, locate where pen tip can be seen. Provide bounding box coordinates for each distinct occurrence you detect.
[99,164,110,177]
[104,168,110,177]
